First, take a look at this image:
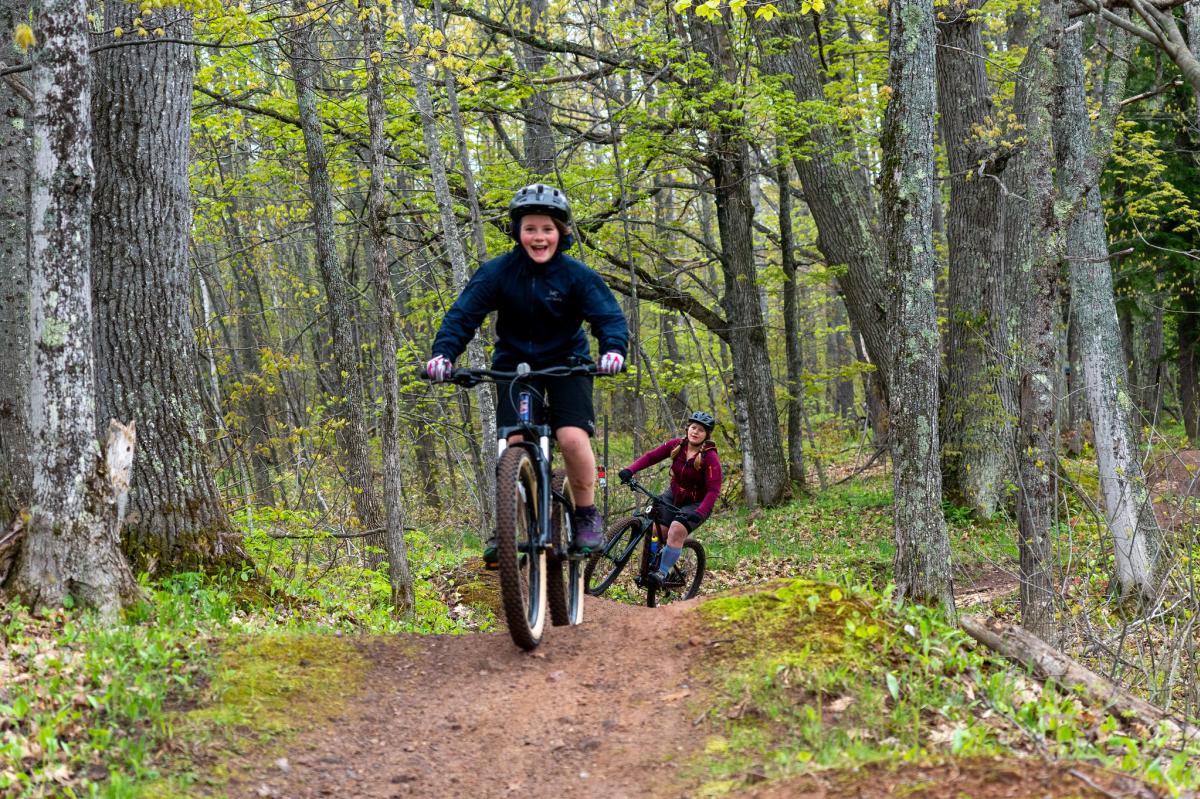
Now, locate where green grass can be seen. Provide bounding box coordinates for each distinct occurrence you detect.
[688,577,1200,797]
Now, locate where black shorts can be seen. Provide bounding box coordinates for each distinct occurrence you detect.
[654,488,703,533]
[495,374,595,436]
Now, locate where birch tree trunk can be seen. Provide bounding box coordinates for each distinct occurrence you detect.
[364,3,414,614]
[0,0,31,526]
[286,3,385,554]
[880,0,954,611]
[1056,24,1161,600]
[935,0,1013,518]
[5,0,138,616]
[90,1,233,570]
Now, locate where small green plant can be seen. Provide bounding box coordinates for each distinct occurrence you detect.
[690,577,1200,796]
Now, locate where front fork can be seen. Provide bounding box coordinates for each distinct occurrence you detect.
[496,432,555,553]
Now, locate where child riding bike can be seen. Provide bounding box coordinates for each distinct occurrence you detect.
[426,183,629,565]
[618,411,723,590]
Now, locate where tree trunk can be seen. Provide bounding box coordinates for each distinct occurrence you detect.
[778,157,808,490]
[517,0,556,175]
[286,2,385,553]
[759,4,893,398]
[1065,306,1086,455]
[1009,11,1062,642]
[5,0,138,616]
[1056,24,1160,600]
[90,1,233,570]
[936,0,1012,518]
[0,0,31,527]
[398,0,497,528]
[881,0,954,612]
[1067,190,1162,599]
[688,13,787,508]
[364,3,414,614]
[1182,282,1200,445]
[828,291,856,422]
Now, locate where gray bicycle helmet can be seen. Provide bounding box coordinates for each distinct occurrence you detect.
[509,183,572,240]
[687,410,716,432]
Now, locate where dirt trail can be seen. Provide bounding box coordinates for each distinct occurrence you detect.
[229,577,1172,799]
[233,598,710,799]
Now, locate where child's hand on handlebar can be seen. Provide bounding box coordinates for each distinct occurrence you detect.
[598,351,624,375]
[425,355,453,382]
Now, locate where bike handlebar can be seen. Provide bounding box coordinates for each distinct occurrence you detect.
[624,476,684,517]
[418,362,621,388]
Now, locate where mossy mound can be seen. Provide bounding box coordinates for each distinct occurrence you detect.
[139,632,370,797]
[690,578,1196,797]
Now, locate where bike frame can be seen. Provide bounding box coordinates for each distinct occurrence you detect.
[426,362,602,558]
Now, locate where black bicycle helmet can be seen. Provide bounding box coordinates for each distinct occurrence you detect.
[687,410,716,432]
[509,183,572,239]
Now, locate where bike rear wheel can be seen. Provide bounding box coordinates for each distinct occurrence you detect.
[584,516,643,598]
[646,538,705,607]
[547,470,584,626]
[495,447,547,650]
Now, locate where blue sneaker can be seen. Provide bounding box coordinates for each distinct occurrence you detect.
[572,511,604,553]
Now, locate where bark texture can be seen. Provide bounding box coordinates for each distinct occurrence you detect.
[935,0,1012,518]
[0,0,31,526]
[1056,24,1161,600]
[518,0,555,175]
[1008,12,1061,641]
[880,0,954,611]
[6,0,138,616]
[286,3,385,552]
[690,13,788,508]
[759,6,892,402]
[90,1,233,570]
[778,157,808,490]
[364,3,414,613]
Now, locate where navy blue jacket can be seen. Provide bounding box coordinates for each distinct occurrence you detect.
[432,245,629,370]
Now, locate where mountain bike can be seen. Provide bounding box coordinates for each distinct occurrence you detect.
[423,362,613,650]
[583,477,706,607]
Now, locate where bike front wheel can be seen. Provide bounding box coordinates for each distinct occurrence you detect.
[547,470,584,626]
[647,538,706,607]
[584,516,643,599]
[495,447,547,650]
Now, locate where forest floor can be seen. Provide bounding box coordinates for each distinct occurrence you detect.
[223,572,1175,799]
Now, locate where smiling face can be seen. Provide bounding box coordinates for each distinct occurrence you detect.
[685,422,708,445]
[518,214,561,264]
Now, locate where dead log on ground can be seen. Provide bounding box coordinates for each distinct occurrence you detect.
[960,615,1194,741]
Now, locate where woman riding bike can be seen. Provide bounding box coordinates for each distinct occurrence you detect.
[426,183,629,564]
[618,411,723,590]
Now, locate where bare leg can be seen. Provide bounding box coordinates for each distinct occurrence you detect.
[556,425,596,507]
[665,521,689,548]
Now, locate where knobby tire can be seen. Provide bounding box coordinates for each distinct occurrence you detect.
[495,447,547,650]
[584,516,641,597]
[547,469,584,626]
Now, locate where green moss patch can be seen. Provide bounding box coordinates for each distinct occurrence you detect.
[689,578,1199,797]
[139,632,369,797]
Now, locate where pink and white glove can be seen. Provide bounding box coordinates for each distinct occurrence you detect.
[597,351,624,375]
[426,355,454,382]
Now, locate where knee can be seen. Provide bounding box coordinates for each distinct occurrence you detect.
[557,427,591,457]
